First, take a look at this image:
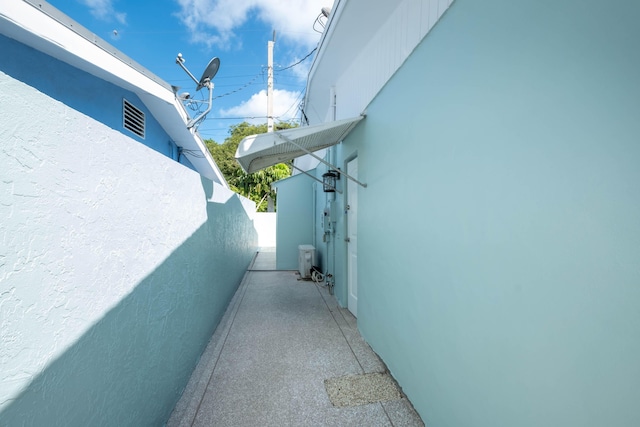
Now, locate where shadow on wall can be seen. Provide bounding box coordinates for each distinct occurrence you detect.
[0,177,257,427]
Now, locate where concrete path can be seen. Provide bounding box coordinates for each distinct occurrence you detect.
[168,249,424,427]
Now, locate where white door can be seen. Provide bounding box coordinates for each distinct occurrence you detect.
[347,158,358,317]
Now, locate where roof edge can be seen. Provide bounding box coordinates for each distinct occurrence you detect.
[20,0,172,92]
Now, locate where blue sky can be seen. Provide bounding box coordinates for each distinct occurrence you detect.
[47,0,334,143]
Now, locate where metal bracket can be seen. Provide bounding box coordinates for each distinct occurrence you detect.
[276,133,367,188]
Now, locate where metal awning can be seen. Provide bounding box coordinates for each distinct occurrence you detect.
[235,116,364,174]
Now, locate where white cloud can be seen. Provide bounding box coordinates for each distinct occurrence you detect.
[175,0,334,50]
[219,89,302,124]
[80,0,127,25]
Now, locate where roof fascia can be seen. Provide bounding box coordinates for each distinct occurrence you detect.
[1,1,227,186]
[1,1,173,101]
[304,0,346,108]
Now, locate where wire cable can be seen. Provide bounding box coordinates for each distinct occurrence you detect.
[212,72,263,100]
[274,48,317,72]
[178,147,206,158]
[275,88,306,121]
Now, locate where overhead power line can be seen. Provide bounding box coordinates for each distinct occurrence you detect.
[274,48,317,72]
[212,73,263,100]
[182,48,316,104]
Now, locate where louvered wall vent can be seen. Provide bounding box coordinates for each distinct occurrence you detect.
[123,99,145,138]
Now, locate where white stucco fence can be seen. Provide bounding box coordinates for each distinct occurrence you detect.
[253,212,276,248]
[0,70,257,425]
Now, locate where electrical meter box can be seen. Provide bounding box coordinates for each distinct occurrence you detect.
[323,200,337,231]
[298,245,316,279]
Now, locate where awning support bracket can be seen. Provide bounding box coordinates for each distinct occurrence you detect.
[290,164,342,194]
[276,133,368,188]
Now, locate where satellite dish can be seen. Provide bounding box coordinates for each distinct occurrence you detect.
[175,53,221,129]
[196,57,220,91]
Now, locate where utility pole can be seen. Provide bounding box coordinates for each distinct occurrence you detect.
[267,31,275,133]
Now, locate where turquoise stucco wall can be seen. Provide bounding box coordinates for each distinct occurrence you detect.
[336,0,640,425]
[273,174,315,270]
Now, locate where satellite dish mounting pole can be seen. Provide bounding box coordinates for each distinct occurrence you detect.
[175,54,220,130]
[187,78,213,129]
[267,31,275,133]
[176,54,199,86]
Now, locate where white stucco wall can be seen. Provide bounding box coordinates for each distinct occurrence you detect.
[253,212,277,248]
[293,0,454,174]
[0,69,256,424]
[306,0,454,124]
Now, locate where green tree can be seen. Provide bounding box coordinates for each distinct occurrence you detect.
[206,121,296,212]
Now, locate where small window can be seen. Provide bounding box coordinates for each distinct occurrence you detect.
[123,99,145,138]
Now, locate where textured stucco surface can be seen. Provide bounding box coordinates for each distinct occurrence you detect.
[0,68,256,425]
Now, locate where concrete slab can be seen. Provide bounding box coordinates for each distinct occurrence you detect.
[250,247,277,270]
[325,372,402,407]
[167,251,424,426]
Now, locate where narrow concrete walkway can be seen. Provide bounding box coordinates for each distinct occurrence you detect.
[168,249,424,427]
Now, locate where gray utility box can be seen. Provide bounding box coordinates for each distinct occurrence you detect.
[298,245,316,279]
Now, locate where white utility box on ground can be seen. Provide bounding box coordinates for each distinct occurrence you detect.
[298,245,316,279]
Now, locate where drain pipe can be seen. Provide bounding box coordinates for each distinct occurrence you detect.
[325,228,332,293]
[327,163,336,294]
[326,86,338,293]
[323,184,334,294]
[312,182,317,250]
[321,171,336,294]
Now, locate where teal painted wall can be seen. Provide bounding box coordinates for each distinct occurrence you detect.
[273,174,315,270]
[338,0,640,425]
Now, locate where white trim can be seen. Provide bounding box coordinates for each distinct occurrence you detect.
[0,1,172,100]
[0,1,227,186]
